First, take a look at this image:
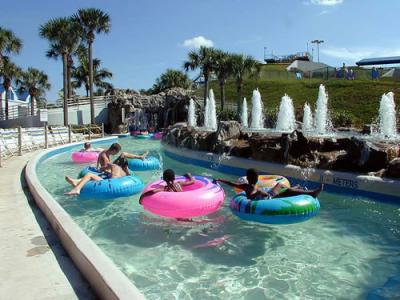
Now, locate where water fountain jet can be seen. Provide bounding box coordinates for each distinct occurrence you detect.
[188,98,197,127]
[241,97,248,128]
[303,102,313,131]
[250,89,264,129]
[276,94,296,132]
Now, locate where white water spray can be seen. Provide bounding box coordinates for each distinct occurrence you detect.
[241,97,248,128]
[188,98,196,127]
[314,84,330,134]
[250,89,264,129]
[303,102,314,131]
[378,92,397,137]
[204,89,217,130]
[276,94,296,132]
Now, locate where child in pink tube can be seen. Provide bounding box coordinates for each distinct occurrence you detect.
[139,169,194,203]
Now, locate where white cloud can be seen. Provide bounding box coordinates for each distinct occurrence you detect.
[182,36,214,48]
[310,0,344,5]
[321,46,400,62]
[319,10,329,15]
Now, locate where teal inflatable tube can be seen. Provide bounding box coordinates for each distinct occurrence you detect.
[78,167,144,200]
[135,134,151,139]
[230,193,320,224]
[128,156,160,171]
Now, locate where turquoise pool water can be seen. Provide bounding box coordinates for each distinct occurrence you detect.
[37,138,400,299]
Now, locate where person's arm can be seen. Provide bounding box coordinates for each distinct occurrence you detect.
[121,151,149,160]
[139,188,164,204]
[97,152,110,171]
[216,178,245,190]
[179,173,195,186]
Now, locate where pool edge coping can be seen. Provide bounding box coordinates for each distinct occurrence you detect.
[25,136,145,300]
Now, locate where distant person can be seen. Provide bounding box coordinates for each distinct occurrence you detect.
[216,168,323,200]
[372,67,379,80]
[349,69,355,80]
[81,142,103,152]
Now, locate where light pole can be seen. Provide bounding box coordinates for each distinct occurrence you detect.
[264,46,267,62]
[311,40,324,62]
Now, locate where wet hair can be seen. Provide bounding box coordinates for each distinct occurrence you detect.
[108,143,121,153]
[163,169,175,183]
[84,142,91,150]
[246,168,259,185]
[113,156,128,168]
[113,157,129,175]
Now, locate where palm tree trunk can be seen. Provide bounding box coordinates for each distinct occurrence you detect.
[5,88,8,120]
[236,82,242,114]
[67,55,73,99]
[203,75,209,105]
[88,41,95,124]
[219,81,225,111]
[62,54,69,126]
[30,95,35,116]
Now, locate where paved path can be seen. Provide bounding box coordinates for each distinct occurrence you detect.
[0,153,95,300]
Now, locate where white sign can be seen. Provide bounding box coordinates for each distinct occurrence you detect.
[39,109,48,122]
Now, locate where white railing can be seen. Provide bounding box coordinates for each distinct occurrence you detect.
[50,95,115,109]
[0,124,105,167]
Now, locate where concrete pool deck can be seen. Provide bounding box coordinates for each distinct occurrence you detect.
[0,152,94,299]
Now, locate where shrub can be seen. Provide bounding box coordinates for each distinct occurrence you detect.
[331,110,354,127]
[217,109,239,121]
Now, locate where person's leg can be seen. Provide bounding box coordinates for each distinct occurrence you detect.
[121,151,148,159]
[65,176,80,187]
[277,184,324,198]
[65,173,102,195]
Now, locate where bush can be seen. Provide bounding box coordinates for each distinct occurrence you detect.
[264,108,278,128]
[331,110,354,127]
[217,109,239,121]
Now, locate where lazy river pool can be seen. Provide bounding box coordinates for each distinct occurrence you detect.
[36,138,400,300]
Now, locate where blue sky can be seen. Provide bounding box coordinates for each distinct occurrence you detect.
[3,0,399,101]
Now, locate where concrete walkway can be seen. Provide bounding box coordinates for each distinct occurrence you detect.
[0,153,95,300]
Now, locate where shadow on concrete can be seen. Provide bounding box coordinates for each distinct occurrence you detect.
[20,167,97,300]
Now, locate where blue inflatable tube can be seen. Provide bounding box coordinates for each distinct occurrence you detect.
[78,167,144,200]
[128,156,160,171]
[230,193,320,224]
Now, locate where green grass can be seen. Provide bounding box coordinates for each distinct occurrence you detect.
[197,78,400,126]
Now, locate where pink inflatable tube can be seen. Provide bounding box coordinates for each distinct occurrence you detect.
[141,176,225,218]
[152,132,162,140]
[71,151,99,163]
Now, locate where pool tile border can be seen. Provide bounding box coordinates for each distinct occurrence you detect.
[163,143,400,204]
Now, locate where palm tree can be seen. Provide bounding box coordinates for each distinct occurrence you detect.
[152,69,192,93]
[214,50,233,110]
[40,17,81,125]
[73,8,111,124]
[183,46,216,104]
[17,67,51,115]
[0,27,22,73]
[72,45,113,96]
[230,54,260,112]
[2,61,21,120]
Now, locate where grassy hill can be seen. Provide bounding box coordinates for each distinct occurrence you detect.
[196,65,399,127]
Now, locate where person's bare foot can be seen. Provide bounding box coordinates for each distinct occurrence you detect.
[65,176,79,187]
[311,184,324,198]
[64,189,80,196]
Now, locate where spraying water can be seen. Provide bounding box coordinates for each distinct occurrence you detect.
[241,97,248,128]
[188,98,197,127]
[378,92,397,137]
[204,89,217,131]
[276,94,296,132]
[250,89,264,129]
[315,84,330,134]
[303,102,314,131]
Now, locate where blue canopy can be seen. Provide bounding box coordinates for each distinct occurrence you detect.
[356,56,400,66]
